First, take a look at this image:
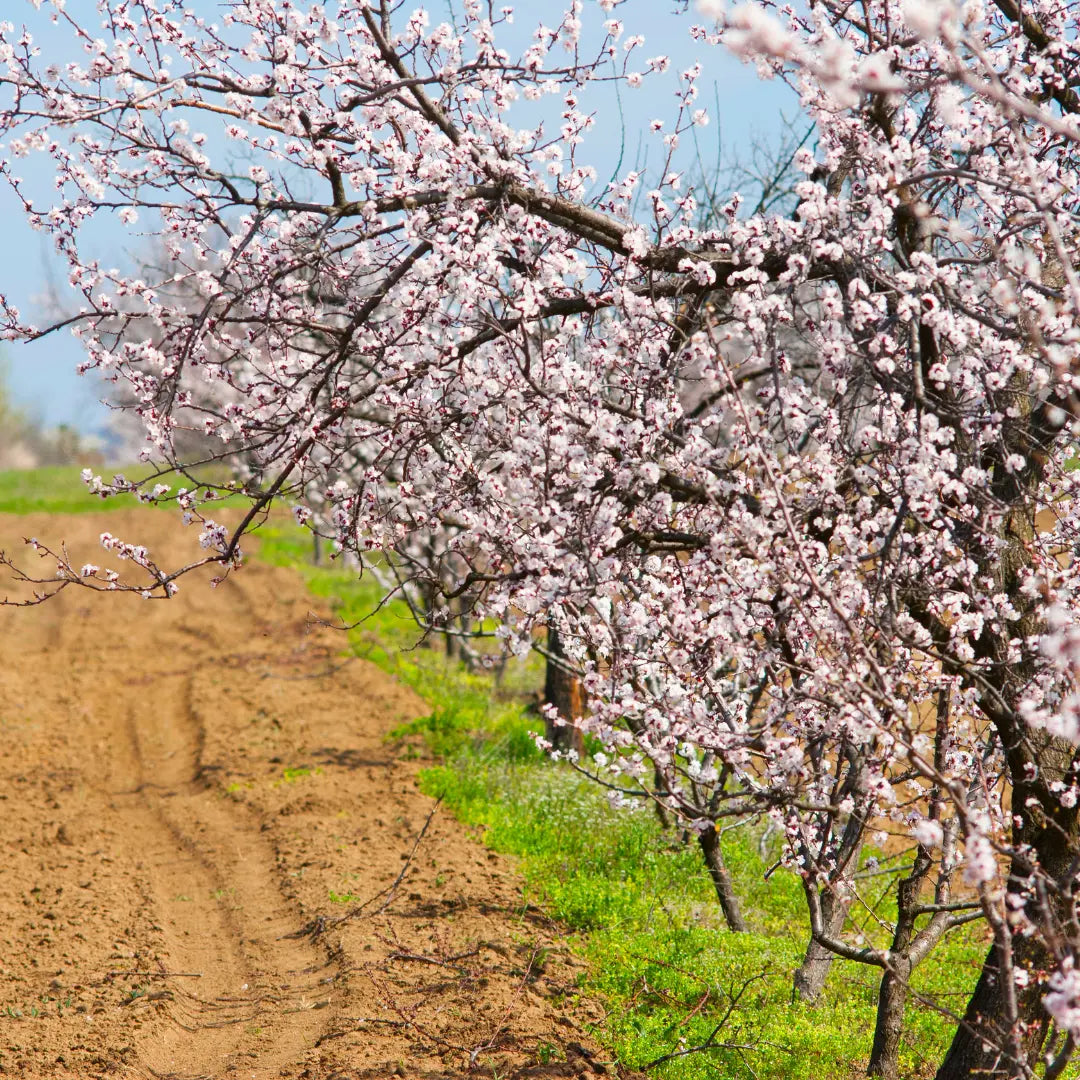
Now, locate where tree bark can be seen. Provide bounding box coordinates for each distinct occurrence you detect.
[934,726,1077,1078]
[868,845,930,1079]
[933,763,1071,1080]
[698,824,747,933]
[933,608,1080,1076]
[652,765,672,830]
[935,798,1074,1080]
[919,461,1079,1077]
[935,928,1052,1080]
[871,707,959,1080]
[793,886,849,1002]
[544,626,585,757]
[869,960,912,1080]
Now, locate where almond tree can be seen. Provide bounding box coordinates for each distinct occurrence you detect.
[3,1,1080,1076]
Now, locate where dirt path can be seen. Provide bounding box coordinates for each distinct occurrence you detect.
[0,511,606,1080]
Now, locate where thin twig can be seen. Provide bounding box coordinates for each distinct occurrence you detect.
[468,945,541,1068]
[286,797,442,939]
[387,947,481,971]
[315,1018,408,1047]
[110,970,203,979]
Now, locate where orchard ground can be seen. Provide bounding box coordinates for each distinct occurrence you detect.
[0,467,1031,1080]
[0,494,603,1080]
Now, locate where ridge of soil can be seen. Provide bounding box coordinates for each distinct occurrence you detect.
[0,511,607,1080]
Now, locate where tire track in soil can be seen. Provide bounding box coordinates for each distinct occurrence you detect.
[0,509,610,1080]
[114,673,333,1079]
[39,531,337,1080]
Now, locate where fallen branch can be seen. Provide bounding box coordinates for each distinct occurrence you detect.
[285,797,442,940]
[315,1017,409,1047]
[109,970,203,979]
[468,944,541,1068]
[387,946,482,972]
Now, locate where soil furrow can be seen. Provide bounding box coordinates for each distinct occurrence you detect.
[117,676,333,1079]
[0,509,607,1080]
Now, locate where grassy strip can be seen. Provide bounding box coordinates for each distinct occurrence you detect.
[0,463,239,515]
[255,525,992,1080]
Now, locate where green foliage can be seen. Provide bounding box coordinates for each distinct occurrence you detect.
[424,762,988,1080]
[0,464,137,514]
[280,765,318,783]
[256,524,995,1080]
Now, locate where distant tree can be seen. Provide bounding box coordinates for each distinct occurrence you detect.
[0,358,97,468]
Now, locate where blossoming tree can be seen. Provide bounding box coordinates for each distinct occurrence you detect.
[3,0,1080,1075]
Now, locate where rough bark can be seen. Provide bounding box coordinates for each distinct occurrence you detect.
[698,824,747,933]
[936,785,1079,1080]
[793,886,849,1002]
[935,925,1051,1079]
[935,466,1080,1075]
[544,626,585,757]
[869,960,912,1080]
[652,765,673,830]
[868,844,932,1079]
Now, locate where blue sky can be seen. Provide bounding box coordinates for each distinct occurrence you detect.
[0,0,795,436]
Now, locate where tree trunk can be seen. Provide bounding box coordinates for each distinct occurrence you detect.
[698,824,747,932]
[913,488,1074,1078]
[544,626,585,757]
[870,964,910,1077]
[868,841,933,1079]
[935,930,1051,1080]
[868,961,911,1080]
[937,753,1078,1080]
[652,765,672,830]
[793,886,849,1002]
[443,604,472,665]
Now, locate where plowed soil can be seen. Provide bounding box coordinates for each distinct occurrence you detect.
[0,511,606,1080]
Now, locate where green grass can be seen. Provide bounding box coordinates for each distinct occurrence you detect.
[255,524,994,1080]
[328,889,360,905]
[280,765,320,783]
[0,463,241,515]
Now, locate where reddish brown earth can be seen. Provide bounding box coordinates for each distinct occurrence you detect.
[0,511,607,1080]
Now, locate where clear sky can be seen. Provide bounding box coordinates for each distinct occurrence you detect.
[0,0,795,436]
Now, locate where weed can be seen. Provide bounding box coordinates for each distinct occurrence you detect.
[536,1042,558,1064]
[281,765,319,783]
